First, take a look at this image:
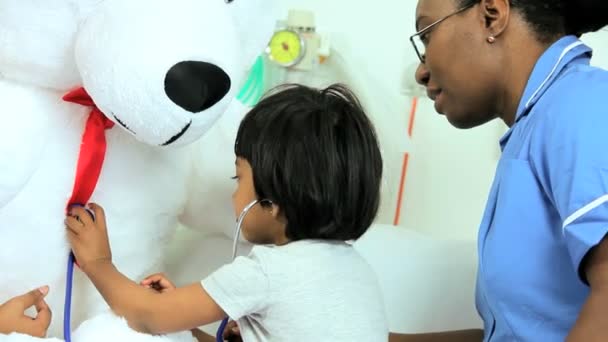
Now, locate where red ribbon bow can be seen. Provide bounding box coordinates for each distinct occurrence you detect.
[62,87,114,210]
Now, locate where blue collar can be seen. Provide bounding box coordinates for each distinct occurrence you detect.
[499,35,592,148]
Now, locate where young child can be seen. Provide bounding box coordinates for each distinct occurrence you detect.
[65,84,388,341]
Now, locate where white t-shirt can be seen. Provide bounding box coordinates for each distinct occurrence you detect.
[201,240,388,342]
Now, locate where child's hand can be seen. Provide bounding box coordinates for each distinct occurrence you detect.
[223,320,242,342]
[65,203,112,273]
[140,273,176,293]
[0,286,52,338]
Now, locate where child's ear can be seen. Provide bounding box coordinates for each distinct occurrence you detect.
[260,199,283,219]
[269,203,282,219]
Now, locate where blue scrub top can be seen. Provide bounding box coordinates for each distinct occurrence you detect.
[476,35,608,341]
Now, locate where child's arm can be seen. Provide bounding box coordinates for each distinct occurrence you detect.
[65,204,225,335]
[141,274,223,341]
[83,261,224,334]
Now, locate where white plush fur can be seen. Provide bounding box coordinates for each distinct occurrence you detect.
[4,334,63,342]
[0,0,91,90]
[0,0,275,340]
[5,313,191,342]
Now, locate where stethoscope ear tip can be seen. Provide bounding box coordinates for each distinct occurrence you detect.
[260,199,273,206]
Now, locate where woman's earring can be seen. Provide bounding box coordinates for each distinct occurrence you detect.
[487,36,496,44]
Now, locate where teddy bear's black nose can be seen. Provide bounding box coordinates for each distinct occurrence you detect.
[165,61,231,113]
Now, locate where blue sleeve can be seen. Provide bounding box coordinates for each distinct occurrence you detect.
[531,71,608,281]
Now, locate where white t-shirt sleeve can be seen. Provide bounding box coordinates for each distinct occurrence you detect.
[201,247,271,320]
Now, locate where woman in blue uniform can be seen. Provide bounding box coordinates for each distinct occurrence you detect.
[391,0,608,341]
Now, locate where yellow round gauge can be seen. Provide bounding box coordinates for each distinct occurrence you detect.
[265,29,306,67]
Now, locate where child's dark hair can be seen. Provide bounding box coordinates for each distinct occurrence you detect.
[234,83,383,241]
[457,0,608,42]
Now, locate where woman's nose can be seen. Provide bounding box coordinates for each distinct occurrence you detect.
[415,63,430,86]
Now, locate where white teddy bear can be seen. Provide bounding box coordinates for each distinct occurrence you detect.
[0,0,275,340]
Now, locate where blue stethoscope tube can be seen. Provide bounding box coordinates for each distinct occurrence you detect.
[64,205,95,342]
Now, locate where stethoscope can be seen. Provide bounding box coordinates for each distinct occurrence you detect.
[62,200,267,342]
[215,198,270,342]
[64,205,95,342]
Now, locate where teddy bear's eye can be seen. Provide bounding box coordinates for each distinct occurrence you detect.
[225,0,234,3]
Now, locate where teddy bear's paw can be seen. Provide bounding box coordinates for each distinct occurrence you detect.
[71,312,193,342]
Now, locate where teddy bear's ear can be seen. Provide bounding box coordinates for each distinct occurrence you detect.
[227,0,277,68]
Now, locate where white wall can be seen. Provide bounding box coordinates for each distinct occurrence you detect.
[274,0,608,240]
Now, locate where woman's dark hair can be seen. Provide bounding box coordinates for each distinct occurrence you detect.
[458,0,608,41]
[234,84,383,242]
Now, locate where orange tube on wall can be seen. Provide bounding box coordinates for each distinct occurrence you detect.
[393,96,418,226]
